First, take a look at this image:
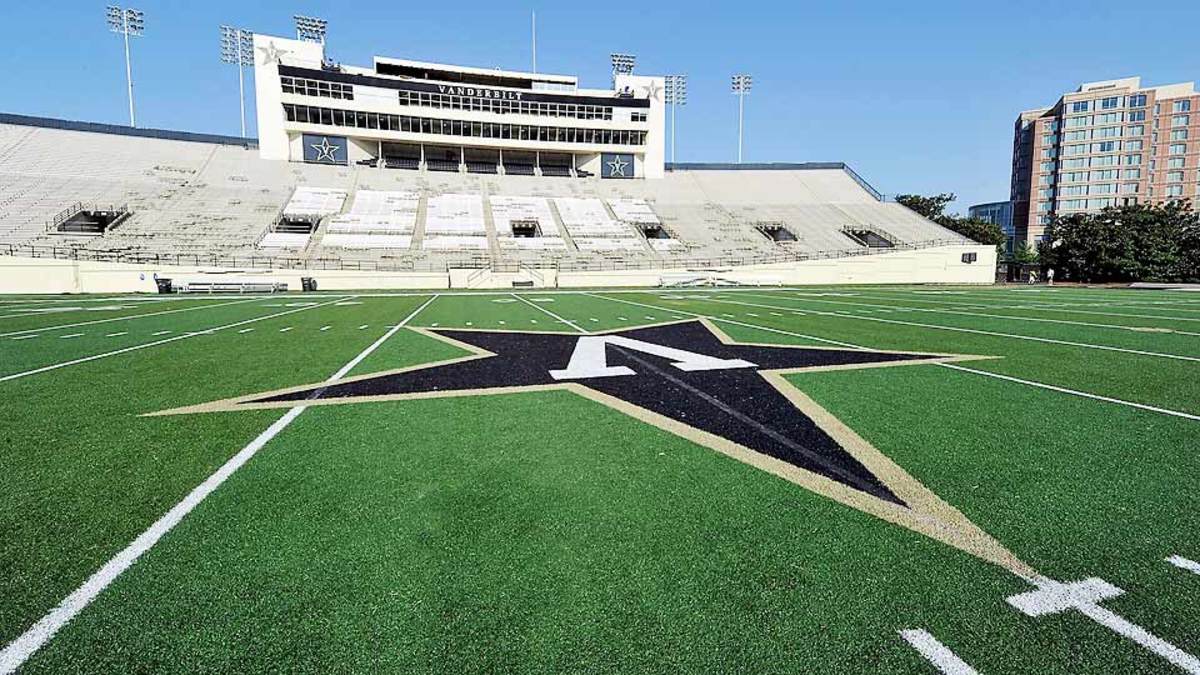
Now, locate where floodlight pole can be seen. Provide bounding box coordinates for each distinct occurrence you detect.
[122,16,135,127]
[737,90,743,163]
[237,40,246,138]
[732,74,752,163]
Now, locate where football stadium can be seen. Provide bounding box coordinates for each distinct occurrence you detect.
[2,7,1200,675]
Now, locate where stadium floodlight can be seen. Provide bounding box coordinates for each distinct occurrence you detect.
[106,6,145,128]
[731,73,753,163]
[664,74,688,164]
[220,25,255,138]
[294,15,328,44]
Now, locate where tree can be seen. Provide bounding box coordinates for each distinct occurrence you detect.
[895,193,956,222]
[895,193,1006,250]
[1040,201,1198,283]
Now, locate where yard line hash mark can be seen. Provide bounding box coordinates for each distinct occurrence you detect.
[0,295,438,673]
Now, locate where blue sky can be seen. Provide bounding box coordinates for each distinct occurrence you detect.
[2,0,1199,212]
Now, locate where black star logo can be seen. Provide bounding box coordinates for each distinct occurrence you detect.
[155,320,1027,573]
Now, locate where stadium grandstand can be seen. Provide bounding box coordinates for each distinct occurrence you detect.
[0,30,992,293]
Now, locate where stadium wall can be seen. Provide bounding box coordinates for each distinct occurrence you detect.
[0,245,994,293]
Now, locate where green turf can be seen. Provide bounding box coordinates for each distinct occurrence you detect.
[2,286,1199,673]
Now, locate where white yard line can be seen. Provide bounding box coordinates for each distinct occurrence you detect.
[899,629,980,675]
[589,293,1200,423]
[0,294,438,675]
[1167,556,1200,576]
[10,335,39,341]
[840,292,1200,323]
[513,293,586,333]
[0,297,352,384]
[736,291,1200,336]
[0,297,262,338]
[702,296,1200,363]
[105,332,127,338]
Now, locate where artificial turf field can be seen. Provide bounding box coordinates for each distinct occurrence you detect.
[1,285,1199,673]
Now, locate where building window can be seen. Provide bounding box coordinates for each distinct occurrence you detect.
[1171,129,1189,141]
[1064,130,1089,141]
[1096,112,1121,124]
[1040,161,1057,171]
[1092,155,1117,167]
[1171,115,1190,127]
[1064,144,1087,156]
[1071,101,1090,113]
[1167,157,1185,169]
[1092,141,1116,153]
[1100,96,1121,109]
[1128,110,1146,122]
[1169,143,1187,155]
[1121,183,1139,193]
[1173,100,1192,113]
[1123,168,1141,179]
[1129,94,1148,107]
[1041,148,1057,159]
[1062,158,1085,169]
[1065,116,1091,128]
[281,103,647,147]
[280,76,353,100]
[1166,185,1184,197]
[1167,171,1185,183]
[1124,154,1142,165]
[1127,125,1144,136]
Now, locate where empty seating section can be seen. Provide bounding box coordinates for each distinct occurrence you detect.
[282,187,347,218]
[322,233,412,249]
[0,122,970,270]
[258,232,311,249]
[609,198,661,225]
[321,190,418,250]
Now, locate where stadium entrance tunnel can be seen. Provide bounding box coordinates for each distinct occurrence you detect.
[756,222,798,242]
[510,219,542,238]
[53,206,130,235]
[639,224,671,239]
[275,215,318,234]
[842,227,895,248]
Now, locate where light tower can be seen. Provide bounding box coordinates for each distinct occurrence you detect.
[610,53,636,88]
[664,75,688,164]
[105,6,145,127]
[294,15,328,44]
[731,73,753,163]
[219,25,254,138]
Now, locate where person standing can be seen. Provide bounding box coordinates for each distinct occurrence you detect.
[1047,268,1055,286]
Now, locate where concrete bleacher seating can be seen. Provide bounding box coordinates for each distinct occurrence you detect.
[322,233,412,249]
[283,187,348,218]
[0,121,973,272]
[258,232,311,249]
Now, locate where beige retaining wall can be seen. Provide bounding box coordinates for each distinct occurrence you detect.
[0,245,994,294]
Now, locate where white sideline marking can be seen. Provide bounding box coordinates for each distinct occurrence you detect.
[0,294,438,674]
[151,331,171,336]
[278,327,293,333]
[0,297,260,338]
[105,332,127,338]
[706,296,1200,364]
[237,329,254,334]
[898,629,979,675]
[319,326,332,332]
[514,293,584,332]
[589,294,1200,423]
[938,365,1200,422]
[59,334,84,340]
[11,335,38,341]
[1167,556,1200,575]
[1008,577,1200,674]
[740,291,1200,336]
[0,298,351,384]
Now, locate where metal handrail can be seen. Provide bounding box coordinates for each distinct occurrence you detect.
[0,237,968,275]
